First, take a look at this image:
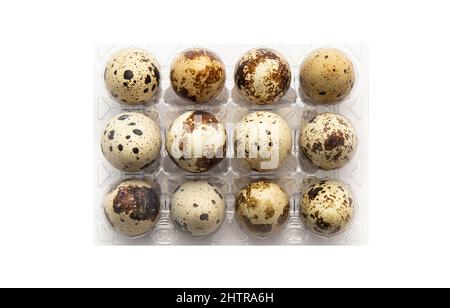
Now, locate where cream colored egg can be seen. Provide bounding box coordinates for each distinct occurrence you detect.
[170,48,225,103]
[235,179,290,237]
[170,180,226,236]
[234,111,292,171]
[300,112,357,170]
[234,48,291,105]
[300,180,354,235]
[103,179,160,237]
[165,111,227,173]
[299,47,355,105]
[104,47,160,104]
[101,112,161,172]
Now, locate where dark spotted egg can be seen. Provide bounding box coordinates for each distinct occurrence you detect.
[300,180,354,236]
[300,112,357,170]
[170,180,226,236]
[234,111,292,172]
[299,47,355,105]
[104,47,161,104]
[165,111,227,173]
[170,48,225,103]
[234,48,291,105]
[101,112,161,172]
[234,179,290,237]
[103,179,160,237]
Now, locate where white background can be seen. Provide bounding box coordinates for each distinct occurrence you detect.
[0,0,449,287]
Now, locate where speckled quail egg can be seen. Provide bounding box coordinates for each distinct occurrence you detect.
[170,180,226,236]
[235,179,290,237]
[166,111,227,173]
[104,47,161,104]
[300,112,357,170]
[170,48,226,103]
[101,112,161,172]
[103,179,160,237]
[300,180,354,236]
[234,48,291,105]
[234,111,292,171]
[299,47,355,105]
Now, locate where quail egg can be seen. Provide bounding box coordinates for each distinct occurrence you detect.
[234,111,292,171]
[170,180,226,236]
[103,179,160,237]
[170,48,226,103]
[299,47,355,105]
[300,179,354,236]
[104,47,161,104]
[101,112,161,172]
[300,112,357,170]
[234,48,291,105]
[166,111,227,173]
[235,179,290,237]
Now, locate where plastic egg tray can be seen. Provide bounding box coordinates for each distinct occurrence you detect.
[93,44,368,245]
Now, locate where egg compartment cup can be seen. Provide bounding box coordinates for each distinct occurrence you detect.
[100,45,165,107]
[159,104,230,176]
[94,111,163,199]
[229,45,298,110]
[94,43,368,246]
[156,175,231,245]
[230,175,308,245]
[297,105,354,174]
[99,174,164,245]
[162,45,229,109]
[297,46,359,108]
[298,176,360,244]
[159,173,250,246]
[229,105,301,177]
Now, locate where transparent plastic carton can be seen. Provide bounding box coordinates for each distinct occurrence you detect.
[94,43,368,245]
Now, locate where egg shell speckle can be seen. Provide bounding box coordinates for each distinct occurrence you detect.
[104,47,161,105]
[170,48,226,104]
[300,180,354,235]
[299,47,355,105]
[103,179,160,237]
[300,112,357,170]
[101,112,161,172]
[235,179,290,237]
[234,48,291,105]
[166,111,227,173]
[234,111,292,171]
[170,180,226,236]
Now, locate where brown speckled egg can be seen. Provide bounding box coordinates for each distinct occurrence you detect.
[234,48,291,105]
[170,180,226,236]
[165,111,227,173]
[104,47,160,104]
[300,180,354,236]
[299,47,355,105]
[235,179,290,237]
[170,48,225,103]
[103,179,160,237]
[234,111,292,171]
[101,112,161,172]
[300,112,357,170]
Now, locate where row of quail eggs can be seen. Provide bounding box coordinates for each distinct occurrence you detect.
[102,177,355,241]
[99,109,357,174]
[103,46,355,106]
[99,46,360,242]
